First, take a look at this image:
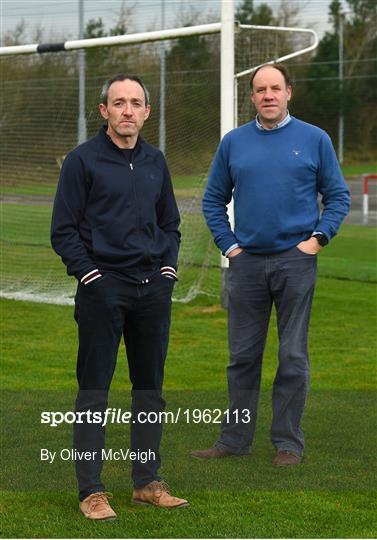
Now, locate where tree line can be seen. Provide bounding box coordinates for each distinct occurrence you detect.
[1,0,375,186]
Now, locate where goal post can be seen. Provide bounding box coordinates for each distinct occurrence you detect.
[220,0,235,308]
[0,1,318,306]
[362,174,377,224]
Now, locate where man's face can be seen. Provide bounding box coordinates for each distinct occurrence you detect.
[251,66,292,129]
[99,79,150,145]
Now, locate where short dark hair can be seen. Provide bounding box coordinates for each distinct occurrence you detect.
[250,63,292,91]
[100,74,150,106]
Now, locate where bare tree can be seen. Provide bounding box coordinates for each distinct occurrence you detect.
[3,19,27,46]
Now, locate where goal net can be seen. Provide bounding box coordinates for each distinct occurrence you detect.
[0,25,316,304]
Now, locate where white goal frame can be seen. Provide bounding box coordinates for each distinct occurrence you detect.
[0,0,319,304]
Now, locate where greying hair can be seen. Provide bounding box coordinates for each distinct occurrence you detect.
[250,63,292,91]
[100,74,150,106]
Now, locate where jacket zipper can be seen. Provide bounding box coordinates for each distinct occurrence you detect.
[126,155,151,283]
[129,161,140,233]
[129,162,138,227]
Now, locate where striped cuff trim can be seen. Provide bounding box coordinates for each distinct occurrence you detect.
[224,243,239,257]
[160,266,176,273]
[84,273,102,285]
[160,266,177,281]
[81,269,102,285]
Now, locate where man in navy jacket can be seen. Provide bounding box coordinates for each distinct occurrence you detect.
[51,74,188,520]
[191,64,350,466]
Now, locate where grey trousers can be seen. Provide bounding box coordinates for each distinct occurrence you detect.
[216,246,317,456]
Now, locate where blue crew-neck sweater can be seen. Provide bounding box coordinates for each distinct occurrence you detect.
[202,116,350,255]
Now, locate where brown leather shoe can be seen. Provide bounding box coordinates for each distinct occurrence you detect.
[79,492,117,520]
[190,446,236,459]
[132,480,189,508]
[273,450,302,467]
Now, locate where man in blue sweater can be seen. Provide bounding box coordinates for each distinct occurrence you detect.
[51,75,188,519]
[192,64,350,466]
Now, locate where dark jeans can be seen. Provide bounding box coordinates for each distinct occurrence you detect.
[73,274,174,501]
[216,247,317,457]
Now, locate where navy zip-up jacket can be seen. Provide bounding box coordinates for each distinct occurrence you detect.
[51,127,180,283]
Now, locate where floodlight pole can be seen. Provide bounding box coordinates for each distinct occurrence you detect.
[220,0,235,308]
[338,8,350,164]
[78,0,87,144]
[159,0,166,154]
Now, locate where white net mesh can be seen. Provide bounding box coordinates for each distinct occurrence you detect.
[0,26,314,304]
[1,37,221,304]
[236,25,314,126]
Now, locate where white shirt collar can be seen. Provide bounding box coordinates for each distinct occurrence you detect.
[256,111,291,131]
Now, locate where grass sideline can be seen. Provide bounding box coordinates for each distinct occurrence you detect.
[1,163,376,197]
[1,225,376,538]
[1,215,376,307]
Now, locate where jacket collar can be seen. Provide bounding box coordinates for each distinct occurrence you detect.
[98,125,154,161]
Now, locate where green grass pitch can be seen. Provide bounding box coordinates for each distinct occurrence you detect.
[0,223,376,538]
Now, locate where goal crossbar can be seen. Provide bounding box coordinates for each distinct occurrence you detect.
[0,22,318,62]
[0,22,222,56]
[235,25,319,79]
